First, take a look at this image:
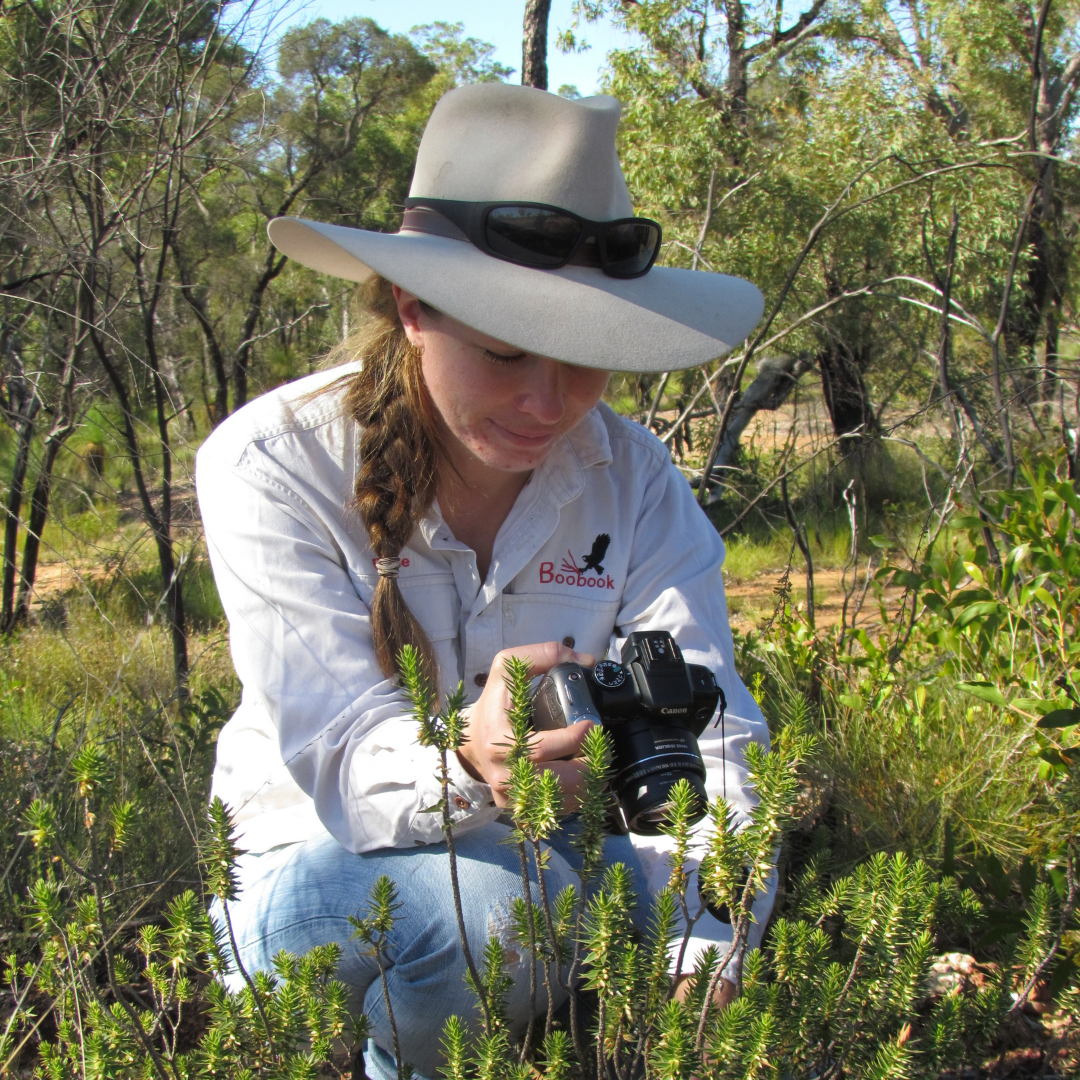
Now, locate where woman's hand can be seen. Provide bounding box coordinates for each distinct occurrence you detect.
[457,641,597,807]
[673,973,736,1010]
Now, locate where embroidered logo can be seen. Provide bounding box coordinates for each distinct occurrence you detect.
[540,534,615,590]
[563,533,611,575]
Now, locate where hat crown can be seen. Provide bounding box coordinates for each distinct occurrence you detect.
[409,84,634,221]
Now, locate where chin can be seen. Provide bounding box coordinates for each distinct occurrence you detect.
[470,438,548,473]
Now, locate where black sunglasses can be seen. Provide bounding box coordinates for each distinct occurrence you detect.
[403,197,663,279]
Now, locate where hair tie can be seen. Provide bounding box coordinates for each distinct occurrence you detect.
[375,557,402,579]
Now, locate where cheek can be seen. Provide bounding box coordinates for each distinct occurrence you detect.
[567,370,610,416]
[421,350,499,433]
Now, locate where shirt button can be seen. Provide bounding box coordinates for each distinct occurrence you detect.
[474,672,488,687]
[562,635,575,648]
[454,795,470,810]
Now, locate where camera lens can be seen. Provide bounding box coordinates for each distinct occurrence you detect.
[608,716,708,834]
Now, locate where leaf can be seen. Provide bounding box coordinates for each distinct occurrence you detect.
[952,515,985,530]
[962,561,985,585]
[890,569,923,589]
[1036,709,1080,729]
[955,601,1001,627]
[418,799,447,813]
[957,681,1006,707]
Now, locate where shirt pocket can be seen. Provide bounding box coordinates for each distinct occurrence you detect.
[398,574,460,642]
[502,592,621,660]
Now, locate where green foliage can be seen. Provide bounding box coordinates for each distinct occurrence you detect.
[4,795,358,1079]
[409,22,514,85]
[6,555,1079,1077]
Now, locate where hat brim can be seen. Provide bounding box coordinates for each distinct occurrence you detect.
[267,217,763,373]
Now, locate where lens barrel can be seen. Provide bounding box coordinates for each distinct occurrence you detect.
[608,715,708,834]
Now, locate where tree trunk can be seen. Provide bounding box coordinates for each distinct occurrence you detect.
[233,247,288,409]
[723,0,749,122]
[1042,303,1059,401]
[13,333,82,628]
[13,436,62,627]
[698,354,812,502]
[816,341,877,456]
[2,393,40,630]
[90,323,189,694]
[714,354,813,469]
[522,0,552,90]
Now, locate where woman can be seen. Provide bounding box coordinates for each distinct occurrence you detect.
[197,83,773,1079]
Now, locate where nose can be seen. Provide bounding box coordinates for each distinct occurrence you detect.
[516,358,566,425]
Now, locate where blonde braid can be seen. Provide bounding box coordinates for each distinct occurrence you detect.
[328,275,442,690]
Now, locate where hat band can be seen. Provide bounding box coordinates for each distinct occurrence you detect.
[399,207,602,268]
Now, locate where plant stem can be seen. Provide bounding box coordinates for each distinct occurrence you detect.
[439,750,492,1031]
[222,899,275,1056]
[531,837,560,1039]
[374,945,404,1080]
[516,837,538,1063]
[87,804,177,1080]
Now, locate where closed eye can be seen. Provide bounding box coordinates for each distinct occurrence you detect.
[484,348,527,365]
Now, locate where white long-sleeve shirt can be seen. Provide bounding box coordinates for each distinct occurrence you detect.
[196,363,775,971]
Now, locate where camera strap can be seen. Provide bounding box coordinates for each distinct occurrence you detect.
[712,686,728,800]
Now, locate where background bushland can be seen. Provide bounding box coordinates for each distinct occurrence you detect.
[1,0,1079,1076]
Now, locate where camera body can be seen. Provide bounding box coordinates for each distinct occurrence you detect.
[531,631,723,834]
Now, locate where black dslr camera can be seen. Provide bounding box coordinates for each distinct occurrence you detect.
[530,631,723,835]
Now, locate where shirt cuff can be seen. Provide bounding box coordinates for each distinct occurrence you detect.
[444,751,498,824]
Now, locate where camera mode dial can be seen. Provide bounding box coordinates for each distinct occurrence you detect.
[592,660,626,688]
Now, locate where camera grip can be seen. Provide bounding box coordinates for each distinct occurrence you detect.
[531,663,602,730]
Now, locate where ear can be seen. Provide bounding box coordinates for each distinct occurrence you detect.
[392,285,425,350]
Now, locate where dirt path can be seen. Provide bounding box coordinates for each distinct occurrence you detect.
[723,566,906,635]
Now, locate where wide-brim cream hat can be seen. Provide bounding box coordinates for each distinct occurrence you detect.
[267,84,763,372]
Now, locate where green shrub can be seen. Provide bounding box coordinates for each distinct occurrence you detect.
[3,456,1078,1078]
[5,650,1075,1078]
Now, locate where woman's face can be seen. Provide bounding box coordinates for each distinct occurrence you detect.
[394,287,610,474]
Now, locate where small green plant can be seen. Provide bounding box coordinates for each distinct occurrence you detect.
[3,785,363,1078]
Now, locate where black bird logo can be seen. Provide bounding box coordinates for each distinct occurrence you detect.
[561,533,612,575]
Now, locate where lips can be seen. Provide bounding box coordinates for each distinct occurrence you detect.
[488,419,557,447]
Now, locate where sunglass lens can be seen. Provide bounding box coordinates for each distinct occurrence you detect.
[485,207,581,267]
[602,221,660,276]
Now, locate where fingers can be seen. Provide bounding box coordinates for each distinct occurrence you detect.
[530,719,595,763]
[489,641,596,680]
[535,760,589,810]
[488,759,590,811]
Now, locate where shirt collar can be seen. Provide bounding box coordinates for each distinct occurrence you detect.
[564,405,613,471]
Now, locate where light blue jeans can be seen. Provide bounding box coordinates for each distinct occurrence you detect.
[213,819,650,1079]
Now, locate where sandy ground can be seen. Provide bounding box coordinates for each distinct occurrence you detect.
[723,566,907,635]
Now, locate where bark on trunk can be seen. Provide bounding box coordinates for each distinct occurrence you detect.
[714,354,813,470]
[13,333,83,628]
[14,437,62,627]
[90,324,189,692]
[698,354,812,502]
[233,248,288,409]
[817,341,877,456]
[2,393,40,630]
[723,0,749,122]
[522,0,552,90]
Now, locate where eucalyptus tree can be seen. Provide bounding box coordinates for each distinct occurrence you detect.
[0,0,261,687]
[571,0,1080,503]
[171,17,438,421]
